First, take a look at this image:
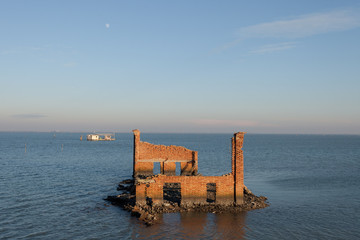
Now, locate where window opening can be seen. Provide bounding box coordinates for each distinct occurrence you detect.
[207,183,216,203]
[163,183,181,205]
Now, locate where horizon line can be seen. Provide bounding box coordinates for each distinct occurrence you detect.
[0,130,359,136]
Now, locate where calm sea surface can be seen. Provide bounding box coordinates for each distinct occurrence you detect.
[1,132,359,239]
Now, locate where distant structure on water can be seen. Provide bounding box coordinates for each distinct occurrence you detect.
[87,133,115,141]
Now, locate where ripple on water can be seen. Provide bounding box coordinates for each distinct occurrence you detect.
[1,133,360,239]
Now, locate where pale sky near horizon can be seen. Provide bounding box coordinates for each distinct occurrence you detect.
[1,1,360,134]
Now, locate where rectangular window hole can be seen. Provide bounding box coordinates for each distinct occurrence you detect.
[163,182,181,205]
[153,162,161,175]
[207,183,216,203]
[176,162,181,176]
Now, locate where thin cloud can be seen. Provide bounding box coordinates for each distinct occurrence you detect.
[238,9,360,39]
[105,23,110,29]
[215,8,360,53]
[12,114,47,119]
[250,42,297,54]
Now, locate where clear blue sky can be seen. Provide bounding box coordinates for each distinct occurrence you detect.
[1,0,360,134]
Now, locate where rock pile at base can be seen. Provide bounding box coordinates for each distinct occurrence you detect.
[105,179,269,226]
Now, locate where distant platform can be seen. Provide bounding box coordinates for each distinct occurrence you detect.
[87,133,115,141]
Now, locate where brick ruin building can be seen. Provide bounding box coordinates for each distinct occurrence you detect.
[133,129,246,205]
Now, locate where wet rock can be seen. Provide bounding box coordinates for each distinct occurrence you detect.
[131,206,141,217]
[163,203,171,207]
[120,179,134,184]
[138,211,149,221]
[117,184,126,191]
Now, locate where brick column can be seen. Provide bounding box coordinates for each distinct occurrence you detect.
[180,162,192,175]
[133,129,140,177]
[192,151,198,175]
[135,184,146,204]
[161,162,176,176]
[233,132,246,204]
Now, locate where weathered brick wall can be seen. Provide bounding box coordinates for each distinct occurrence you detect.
[133,129,197,177]
[139,142,194,160]
[134,130,246,205]
[136,174,235,205]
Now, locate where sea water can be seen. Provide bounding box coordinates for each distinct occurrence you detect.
[0,132,359,239]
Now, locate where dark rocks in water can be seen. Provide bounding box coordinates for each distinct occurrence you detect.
[105,193,135,212]
[116,184,127,191]
[117,181,136,194]
[105,179,269,226]
[131,205,159,226]
[119,179,133,184]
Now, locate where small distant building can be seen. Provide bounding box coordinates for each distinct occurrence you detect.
[87,133,115,141]
[87,134,100,141]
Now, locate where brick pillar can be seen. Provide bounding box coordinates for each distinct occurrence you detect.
[135,184,146,204]
[180,151,198,176]
[231,137,235,174]
[180,161,191,175]
[133,129,153,177]
[147,183,163,205]
[133,129,140,177]
[161,162,176,176]
[192,151,198,175]
[233,132,246,204]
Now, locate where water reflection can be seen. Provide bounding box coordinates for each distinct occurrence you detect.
[131,211,247,239]
[214,212,247,239]
[179,212,207,238]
